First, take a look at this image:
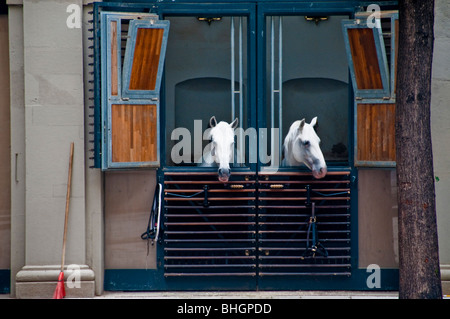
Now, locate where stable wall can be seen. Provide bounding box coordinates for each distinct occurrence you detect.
[8,0,95,298]
[0,14,11,289]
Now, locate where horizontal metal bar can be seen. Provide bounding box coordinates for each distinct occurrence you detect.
[165,189,255,193]
[258,189,307,192]
[165,214,256,218]
[258,205,350,210]
[258,230,350,234]
[165,222,256,226]
[165,239,255,243]
[313,205,351,209]
[258,171,350,176]
[164,273,256,277]
[164,171,255,176]
[258,214,310,218]
[312,188,351,192]
[260,180,349,184]
[164,180,256,185]
[259,222,308,225]
[247,205,308,209]
[165,197,256,201]
[165,247,255,251]
[258,197,350,201]
[259,222,349,226]
[311,213,351,217]
[259,247,350,251]
[259,213,350,218]
[257,197,307,201]
[165,256,256,260]
[259,238,350,243]
[259,264,351,268]
[164,230,256,235]
[165,264,256,268]
[258,255,351,260]
[258,188,350,193]
[164,205,257,209]
[258,272,351,276]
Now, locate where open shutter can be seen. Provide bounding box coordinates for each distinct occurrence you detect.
[342,11,398,167]
[100,12,169,170]
[342,18,390,99]
[122,19,169,99]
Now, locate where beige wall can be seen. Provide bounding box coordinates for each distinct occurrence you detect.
[8,0,94,298]
[0,14,11,270]
[104,171,158,269]
[8,4,25,297]
[432,0,450,266]
[22,0,85,266]
[432,0,450,292]
[358,169,398,268]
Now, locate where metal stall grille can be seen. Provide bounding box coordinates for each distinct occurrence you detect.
[163,172,258,277]
[162,170,352,278]
[257,171,352,277]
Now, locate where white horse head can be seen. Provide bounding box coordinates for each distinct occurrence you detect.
[205,116,239,182]
[283,117,327,179]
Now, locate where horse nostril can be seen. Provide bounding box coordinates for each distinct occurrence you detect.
[218,168,231,182]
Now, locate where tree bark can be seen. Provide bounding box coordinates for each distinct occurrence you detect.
[396,0,442,299]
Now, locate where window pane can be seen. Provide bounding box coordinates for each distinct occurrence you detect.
[129,28,165,91]
[264,16,350,167]
[164,16,248,166]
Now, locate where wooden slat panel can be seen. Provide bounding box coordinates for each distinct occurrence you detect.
[129,28,164,91]
[357,103,396,162]
[347,28,383,90]
[110,20,118,96]
[111,104,157,163]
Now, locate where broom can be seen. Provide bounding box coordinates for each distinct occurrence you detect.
[53,142,74,299]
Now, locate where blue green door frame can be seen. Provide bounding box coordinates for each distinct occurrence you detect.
[95,0,399,291]
[0,270,10,294]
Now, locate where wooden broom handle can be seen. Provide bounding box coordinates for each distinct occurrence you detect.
[61,142,74,273]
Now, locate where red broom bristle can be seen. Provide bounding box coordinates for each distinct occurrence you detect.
[53,272,66,299]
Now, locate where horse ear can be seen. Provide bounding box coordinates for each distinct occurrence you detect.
[298,119,306,132]
[230,118,239,129]
[210,116,217,128]
[310,117,318,127]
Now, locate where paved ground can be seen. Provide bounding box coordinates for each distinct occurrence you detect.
[3,290,449,299]
[95,290,400,299]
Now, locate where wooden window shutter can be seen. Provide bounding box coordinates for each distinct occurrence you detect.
[342,11,398,167]
[342,18,390,99]
[100,12,170,170]
[122,19,170,99]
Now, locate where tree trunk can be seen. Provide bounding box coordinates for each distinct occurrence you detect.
[396,0,442,299]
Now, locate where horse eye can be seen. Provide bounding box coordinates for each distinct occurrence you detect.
[303,140,310,147]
